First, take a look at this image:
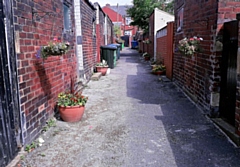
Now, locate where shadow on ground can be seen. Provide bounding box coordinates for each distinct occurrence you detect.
[124,49,240,167]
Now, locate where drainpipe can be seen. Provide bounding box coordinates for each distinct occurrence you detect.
[73,0,85,80]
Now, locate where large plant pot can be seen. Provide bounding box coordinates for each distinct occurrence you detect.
[96,66,108,76]
[144,56,150,61]
[59,105,85,122]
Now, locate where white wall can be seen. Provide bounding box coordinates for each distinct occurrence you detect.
[153,8,174,59]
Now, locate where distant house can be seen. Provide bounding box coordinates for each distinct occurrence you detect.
[102,4,138,38]
[94,2,114,62]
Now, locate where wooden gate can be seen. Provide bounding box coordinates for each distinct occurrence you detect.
[0,0,21,166]
[219,21,238,125]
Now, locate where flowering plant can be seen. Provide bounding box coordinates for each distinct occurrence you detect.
[143,38,151,44]
[142,52,150,58]
[178,36,203,55]
[57,91,88,107]
[36,38,70,59]
[96,60,108,67]
[152,64,166,72]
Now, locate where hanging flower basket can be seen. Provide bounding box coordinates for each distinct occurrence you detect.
[35,38,70,59]
[178,36,203,55]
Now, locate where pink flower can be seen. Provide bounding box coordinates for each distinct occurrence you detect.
[53,37,57,41]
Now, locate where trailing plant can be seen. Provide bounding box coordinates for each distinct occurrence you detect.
[178,36,203,55]
[96,60,108,67]
[35,38,70,59]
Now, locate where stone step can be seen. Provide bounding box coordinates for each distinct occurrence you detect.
[91,72,102,81]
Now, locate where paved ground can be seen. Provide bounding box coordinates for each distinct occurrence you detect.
[16,48,240,167]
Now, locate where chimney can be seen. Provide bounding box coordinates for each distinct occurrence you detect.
[106,4,110,7]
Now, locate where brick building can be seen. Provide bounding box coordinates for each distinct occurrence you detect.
[0,0,114,166]
[102,4,138,46]
[173,0,240,142]
[94,3,114,62]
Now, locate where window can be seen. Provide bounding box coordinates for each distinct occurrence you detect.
[125,17,132,25]
[125,31,131,36]
[63,4,70,31]
[177,7,184,32]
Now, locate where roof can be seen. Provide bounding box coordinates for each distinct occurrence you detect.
[85,0,96,10]
[108,5,132,17]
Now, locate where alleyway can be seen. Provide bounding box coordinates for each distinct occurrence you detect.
[17,48,240,167]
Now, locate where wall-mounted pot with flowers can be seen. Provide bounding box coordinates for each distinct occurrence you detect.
[178,36,203,55]
[143,38,151,44]
[57,91,88,122]
[36,38,70,59]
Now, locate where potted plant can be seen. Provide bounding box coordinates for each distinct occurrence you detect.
[142,52,150,61]
[95,60,109,76]
[57,91,88,122]
[151,64,166,75]
[35,38,70,59]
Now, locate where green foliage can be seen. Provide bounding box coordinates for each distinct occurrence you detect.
[36,39,70,59]
[127,0,174,31]
[20,155,25,160]
[25,142,36,152]
[42,119,56,132]
[178,37,203,55]
[96,60,108,67]
[114,25,121,36]
[142,52,150,58]
[57,91,88,107]
[152,64,166,72]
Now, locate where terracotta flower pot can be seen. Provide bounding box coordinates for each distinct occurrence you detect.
[96,66,108,76]
[144,56,150,61]
[152,71,165,75]
[59,105,85,122]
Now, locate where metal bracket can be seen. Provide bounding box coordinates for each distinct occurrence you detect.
[32,8,55,22]
[193,17,209,28]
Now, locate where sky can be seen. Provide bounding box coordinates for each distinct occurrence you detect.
[91,0,133,7]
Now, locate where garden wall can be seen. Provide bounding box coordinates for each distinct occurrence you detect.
[13,0,98,144]
[80,0,97,81]
[174,0,240,135]
[156,22,174,79]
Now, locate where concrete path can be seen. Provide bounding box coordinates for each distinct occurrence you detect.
[17,48,240,167]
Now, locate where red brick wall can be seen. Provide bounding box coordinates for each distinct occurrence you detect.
[149,12,154,58]
[81,0,97,80]
[157,22,174,79]
[95,4,106,62]
[156,34,167,64]
[14,0,77,143]
[106,16,114,45]
[174,0,240,119]
[174,0,219,111]
[236,14,240,135]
